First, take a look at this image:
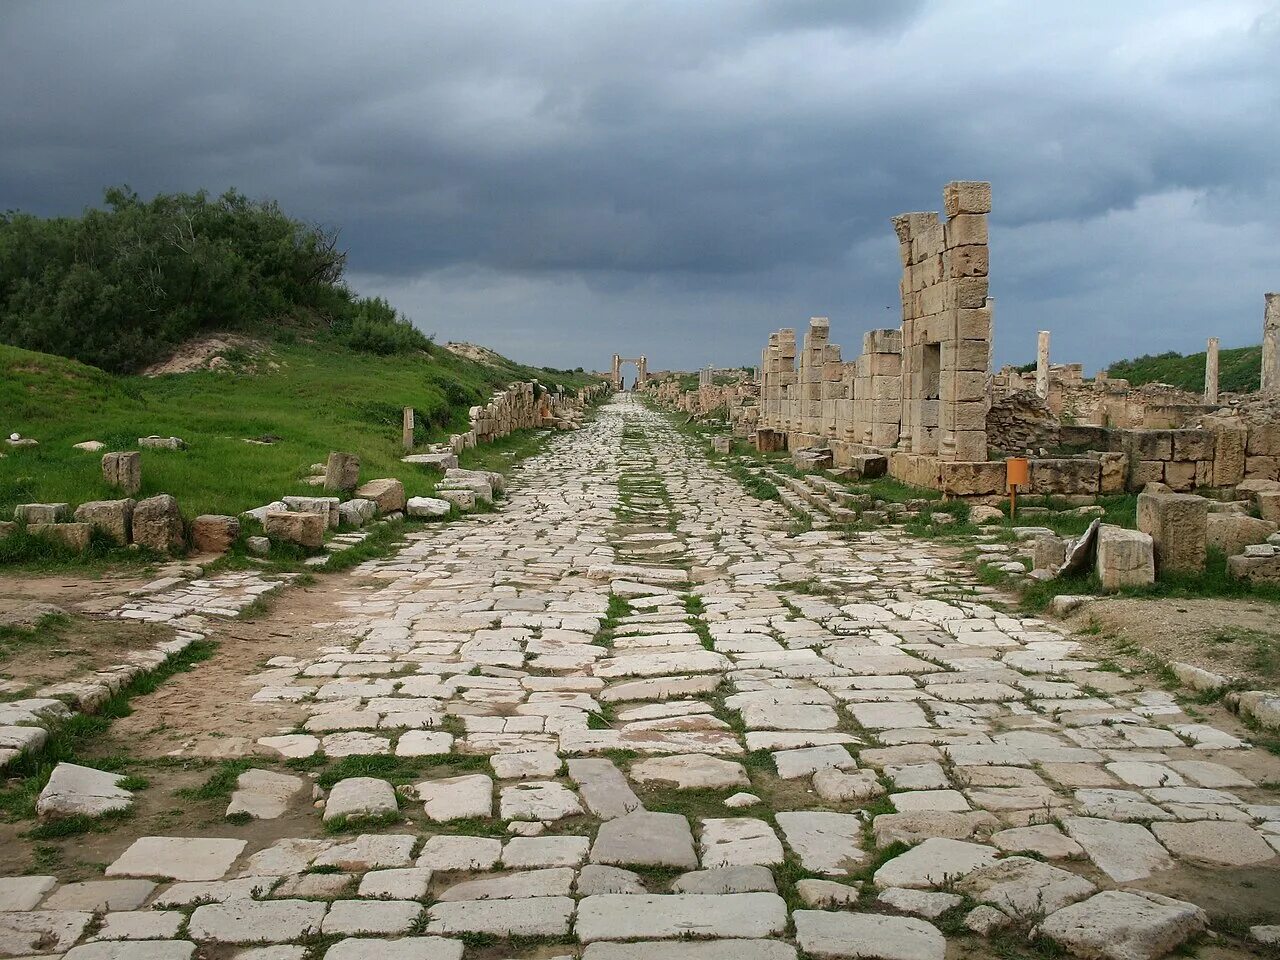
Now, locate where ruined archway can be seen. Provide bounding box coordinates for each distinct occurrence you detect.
[610,353,648,390]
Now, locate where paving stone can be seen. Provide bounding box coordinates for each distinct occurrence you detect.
[415,836,501,870]
[106,838,246,881]
[0,910,93,955]
[699,818,784,867]
[321,900,422,935]
[872,811,998,846]
[356,868,432,899]
[958,856,1096,918]
[501,835,590,868]
[1062,817,1175,882]
[394,732,454,757]
[188,900,327,943]
[872,838,998,889]
[813,768,884,802]
[575,892,787,942]
[990,825,1084,859]
[64,944,196,960]
[0,877,55,912]
[630,753,748,790]
[152,878,276,907]
[565,758,642,818]
[581,942,796,960]
[576,864,645,895]
[590,811,697,868]
[226,769,306,820]
[491,751,561,778]
[775,812,865,875]
[795,879,862,908]
[773,745,858,779]
[36,763,133,819]
[313,835,415,871]
[671,865,777,894]
[93,910,184,941]
[876,887,962,919]
[1151,821,1276,866]
[44,880,157,911]
[436,868,573,901]
[323,938,463,960]
[793,911,945,960]
[324,777,399,823]
[498,780,583,820]
[416,775,492,821]
[1034,890,1207,960]
[426,897,574,937]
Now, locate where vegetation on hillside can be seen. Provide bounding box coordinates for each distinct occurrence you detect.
[1107,345,1260,393]
[0,187,430,373]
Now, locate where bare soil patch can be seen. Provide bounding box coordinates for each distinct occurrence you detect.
[0,613,169,696]
[1066,596,1280,687]
[139,333,270,376]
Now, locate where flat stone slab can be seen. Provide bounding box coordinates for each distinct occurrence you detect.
[63,943,196,960]
[582,942,797,960]
[44,880,155,911]
[436,868,573,901]
[0,876,55,912]
[872,838,998,889]
[958,856,1096,919]
[773,745,857,779]
[671,866,777,894]
[415,836,501,870]
[631,753,748,790]
[416,775,492,821]
[324,777,399,822]
[775,812,865,875]
[107,838,247,881]
[188,899,327,942]
[356,868,433,899]
[501,835,590,868]
[426,897,574,937]
[590,811,697,868]
[93,910,184,941]
[699,818,784,867]
[36,763,132,819]
[1151,821,1276,866]
[990,825,1084,859]
[566,758,642,818]
[1034,890,1207,960]
[227,769,306,820]
[321,900,422,935]
[0,910,93,955]
[498,780,583,821]
[1062,817,1174,882]
[792,911,945,960]
[575,893,787,942]
[324,938,464,960]
[492,751,561,778]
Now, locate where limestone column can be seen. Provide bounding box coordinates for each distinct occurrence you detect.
[1036,330,1050,399]
[1204,337,1219,404]
[1264,294,1280,395]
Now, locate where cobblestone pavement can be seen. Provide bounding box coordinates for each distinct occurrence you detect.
[3,395,1278,960]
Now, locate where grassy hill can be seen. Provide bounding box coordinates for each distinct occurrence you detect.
[1107,345,1260,393]
[1,336,599,518]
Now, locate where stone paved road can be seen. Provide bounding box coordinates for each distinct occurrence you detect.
[4,395,1279,960]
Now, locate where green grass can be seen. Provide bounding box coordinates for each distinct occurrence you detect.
[1,337,601,519]
[1108,344,1260,393]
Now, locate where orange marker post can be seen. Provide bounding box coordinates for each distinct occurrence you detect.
[1006,457,1029,519]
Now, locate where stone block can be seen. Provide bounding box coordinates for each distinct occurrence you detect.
[132,494,185,553]
[102,451,142,495]
[324,452,361,492]
[947,245,989,279]
[1163,461,1197,492]
[1034,535,1067,572]
[14,503,69,523]
[1172,430,1214,462]
[1099,452,1127,494]
[846,454,887,480]
[0,520,15,540]
[337,498,378,527]
[1213,426,1247,486]
[26,521,91,552]
[951,431,988,463]
[282,495,340,529]
[406,496,451,518]
[944,180,992,217]
[1096,524,1155,591]
[1256,490,1280,522]
[1136,492,1208,575]
[1227,552,1280,585]
[944,213,988,248]
[138,435,186,451]
[1245,455,1280,481]
[435,488,476,511]
[1126,431,1174,461]
[1247,423,1280,456]
[939,461,1004,496]
[355,479,407,515]
[263,511,325,549]
[190,515,240,554]
[1206,514,1277,556]
[1029,459,1100,496]
[73,499,134,544]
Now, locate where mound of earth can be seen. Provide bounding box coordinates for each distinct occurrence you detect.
[444,341,507,366]
[141,334,270,376]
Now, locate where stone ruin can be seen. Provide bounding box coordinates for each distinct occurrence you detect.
[651,180,1280,505]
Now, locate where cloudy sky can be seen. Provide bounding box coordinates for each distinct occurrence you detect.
[2,1,1278,373]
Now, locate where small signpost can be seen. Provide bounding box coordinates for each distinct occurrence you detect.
[1006,457,1028,518]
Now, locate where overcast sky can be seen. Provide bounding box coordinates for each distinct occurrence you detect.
[3,1,1278,373]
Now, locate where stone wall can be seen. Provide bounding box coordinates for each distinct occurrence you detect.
[460,381,607,450]
[986,391,1059,453]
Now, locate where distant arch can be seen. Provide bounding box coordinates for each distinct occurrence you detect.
[610,354,648,390]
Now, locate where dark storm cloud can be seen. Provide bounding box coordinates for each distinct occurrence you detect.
[2,0,1278,371]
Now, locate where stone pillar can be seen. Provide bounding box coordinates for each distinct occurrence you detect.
[1204,338,1219,405]
[638,356,647,385]
[611,354,622,390]
[402,407,415,451]
[1264,294,1280,396]
[1036,330,1050,399]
